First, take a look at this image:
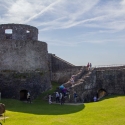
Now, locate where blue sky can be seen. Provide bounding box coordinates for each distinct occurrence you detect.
[0,0,125,67]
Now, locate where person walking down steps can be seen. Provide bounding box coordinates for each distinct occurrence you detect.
[87,62,90,71]
[89,63,92,70]
[70,76,74,86]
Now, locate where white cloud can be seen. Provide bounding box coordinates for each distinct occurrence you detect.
[1,0,125,31]
[0,0,125,45]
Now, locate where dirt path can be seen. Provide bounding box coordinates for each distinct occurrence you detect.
[52,102,84,105]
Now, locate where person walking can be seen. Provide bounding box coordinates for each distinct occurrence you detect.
[93,96,97,102]
[59,92,64,105]
[27,92,31,103]
[87,62,90,70]
[90,63,92,70]
[70,76,74,86]
[55,92,60,103]
[74,91,77,103]
[48,94,52,104]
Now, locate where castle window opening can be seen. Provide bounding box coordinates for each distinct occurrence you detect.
[26,30,30,33]
[5,29,12,39]
[5,29,12,34]
[98,89,107,100]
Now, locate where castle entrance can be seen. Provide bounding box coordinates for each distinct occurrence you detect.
[98,89,107,100]
[20,90,28,101]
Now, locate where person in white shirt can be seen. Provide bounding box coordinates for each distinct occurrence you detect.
[56,92,60,103]
[27,92,31,103]
[48,94,52,104]
[93,96,97,102]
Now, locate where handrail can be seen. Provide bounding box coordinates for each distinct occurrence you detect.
[95,64,125,68]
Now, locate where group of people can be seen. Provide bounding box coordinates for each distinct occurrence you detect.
[48,91,65,105]
[48,90,78,104]
[87,62,92,71]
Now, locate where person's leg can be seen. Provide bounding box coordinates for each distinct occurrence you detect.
[74,97,76,103]
[57,97,60,102]
[61,99,63,105]
[29,98,31,103]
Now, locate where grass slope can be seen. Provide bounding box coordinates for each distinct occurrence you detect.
[0,83,125,125]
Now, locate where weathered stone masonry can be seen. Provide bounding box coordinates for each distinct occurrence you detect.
[0,24,38,40]
[96,67,125,95]
[67,66,125,103]
[0,23,125,102]
[0,23,81,100]
[0,24,51,100]
[48,54,82,84]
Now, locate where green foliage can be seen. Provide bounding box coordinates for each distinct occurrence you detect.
[36,82,59,101]
[0,83,125,125]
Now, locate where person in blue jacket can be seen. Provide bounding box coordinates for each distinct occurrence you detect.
[74,91,77,103]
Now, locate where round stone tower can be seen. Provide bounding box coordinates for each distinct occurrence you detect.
[0,24,51,100]
[0,23,48,72]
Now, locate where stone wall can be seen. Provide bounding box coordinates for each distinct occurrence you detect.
[96,67,125,95]
[51,67,82,84]
[48,53,82,83]
[0,24,38,40]
[0,71,51,100]
[49,54,75,72]
[0,39,48,72]
[68,69,97,103]
[0,24,51,100]
[66,66,125,103]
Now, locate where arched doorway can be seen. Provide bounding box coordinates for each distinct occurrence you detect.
[98,89,107,100]
[20,90,28,101]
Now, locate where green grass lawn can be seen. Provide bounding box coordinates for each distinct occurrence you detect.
[0,83,125,125]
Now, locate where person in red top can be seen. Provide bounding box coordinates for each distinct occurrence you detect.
[87,62,90,70]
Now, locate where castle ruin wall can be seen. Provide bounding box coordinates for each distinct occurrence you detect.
[0,24,38,40]
[48,54,82,83]
[0,39,48,72]
[68,67,125,103]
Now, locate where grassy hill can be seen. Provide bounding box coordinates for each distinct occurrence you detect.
[0,82,125,125]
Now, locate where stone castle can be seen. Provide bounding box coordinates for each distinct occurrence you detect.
[0,24,125,102]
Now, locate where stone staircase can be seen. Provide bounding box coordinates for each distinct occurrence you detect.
[63,66,87,88]
[63,67,96,103]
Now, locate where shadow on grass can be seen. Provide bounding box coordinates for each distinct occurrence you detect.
[1,82,85,115]
[0,99,85,115]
